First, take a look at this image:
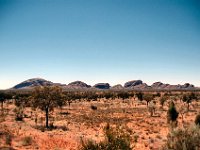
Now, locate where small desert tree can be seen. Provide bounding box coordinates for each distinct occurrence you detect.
[195,114,200,126]
[182,92,197,111]
[0,92,12,114]
[159,95,168,109]
[0,92,6,112]
[118,91,130,100]
[136,92,143,101]
[143,94,154,107]
[14,93,32,121]
[31,86,64,128]
[148,101,156,116]
[177,103,187,124]
[167,101,179,128]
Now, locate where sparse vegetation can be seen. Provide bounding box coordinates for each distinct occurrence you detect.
[148,101,156,116]
[143,94,154,107]
[163,125,200,150]
[0,92,11,114]
[81,124,132,150]
[167,101,179,128]
[136,92,143,101]
[182,92,197,111]
[22,136,33,146]
[5,134,12,146]
[90,105,97,110]
[159,95,168,109]
[0,89,200,149]
[195,114,200,126]
[31,86,64,128]
[0,125,13,147]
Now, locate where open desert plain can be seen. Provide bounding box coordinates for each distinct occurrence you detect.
[1,82,200,150]
[1,0,200,149]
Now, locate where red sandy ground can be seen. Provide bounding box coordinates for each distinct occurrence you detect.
[0,98,199,150]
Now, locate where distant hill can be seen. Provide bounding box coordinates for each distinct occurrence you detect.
[11,78,197,91]
[151,82,195,90]
[111,84,124,90]
[12,78,54,89]
[93,83,110,89]
[124,80,150,90]
[68,81,91,88]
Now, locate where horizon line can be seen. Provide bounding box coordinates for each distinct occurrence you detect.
[0,77,199,90]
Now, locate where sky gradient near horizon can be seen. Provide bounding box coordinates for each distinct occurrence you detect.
[0,0,200,89]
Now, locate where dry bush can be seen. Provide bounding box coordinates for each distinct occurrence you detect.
[34,124,68,132]
[40,137,77,149]
[90,105,97,110]
[22,136,33,146]
[195,114,200,125]
[81,124,132,150]
[167,101,179,128]
[148,101,156,116]
[0,125,13,148]
[162,125,200,150]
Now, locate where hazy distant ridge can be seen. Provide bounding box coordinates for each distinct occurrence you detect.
[11,78,197,91]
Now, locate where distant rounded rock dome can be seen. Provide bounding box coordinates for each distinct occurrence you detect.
[13,78,53,89]
[124,80,143,88]
[68,81,91,88]
[112,84,124,89]
[93,83,110,89]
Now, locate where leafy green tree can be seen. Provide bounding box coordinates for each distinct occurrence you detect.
[31,86,64,128]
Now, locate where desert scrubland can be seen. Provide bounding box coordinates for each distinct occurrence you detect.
[0,88,200,150]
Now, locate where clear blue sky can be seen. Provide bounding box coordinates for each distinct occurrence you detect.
[0,0,200,89]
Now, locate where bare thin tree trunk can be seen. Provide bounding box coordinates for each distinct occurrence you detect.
[146,101,149,107]
[187,103,189,111]
[1,101,3,113]
[45,107,49,128]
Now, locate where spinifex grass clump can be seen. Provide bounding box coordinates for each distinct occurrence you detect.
[81,124,132,150]
[163,125,200,150]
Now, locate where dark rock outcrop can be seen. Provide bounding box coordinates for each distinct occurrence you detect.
[94,83,110,89]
